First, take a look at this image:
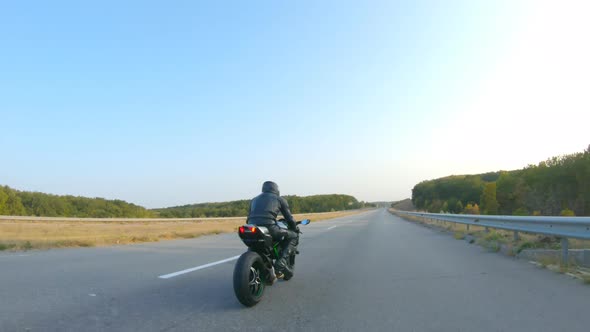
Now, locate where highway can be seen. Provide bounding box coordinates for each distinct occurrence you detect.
[2,209,590,331]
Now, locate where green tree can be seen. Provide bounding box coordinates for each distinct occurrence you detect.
[153,194,366,218]
[455,200,463,214]
[3,188,26,215]
[0,185,155,217]
[0,187,9,214]
[411,146,590,216]
[480,182,499,215]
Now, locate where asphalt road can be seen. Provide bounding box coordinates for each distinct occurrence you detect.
[2,209,590,331]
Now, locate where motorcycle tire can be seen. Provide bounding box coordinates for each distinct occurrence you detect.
[233,251,266,307]
[283,254,296,281]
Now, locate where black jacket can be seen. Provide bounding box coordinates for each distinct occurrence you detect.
[247,181,297,230]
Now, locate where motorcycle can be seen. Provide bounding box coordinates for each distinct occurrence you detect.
[233,218,311,307]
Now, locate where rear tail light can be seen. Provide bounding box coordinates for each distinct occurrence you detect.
[239,225,257,234]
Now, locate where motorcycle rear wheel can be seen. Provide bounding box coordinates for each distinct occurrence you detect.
[233,251,266,307]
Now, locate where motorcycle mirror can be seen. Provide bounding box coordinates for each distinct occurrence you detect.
[301,219,311,225]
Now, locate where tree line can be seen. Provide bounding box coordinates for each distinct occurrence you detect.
[0,186,154,218]
[0,186,374,218]
[390,198,415,211]
[412,146,590,216]
[154,194,375,218]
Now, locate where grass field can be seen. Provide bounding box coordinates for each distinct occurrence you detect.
[0,210,367,251]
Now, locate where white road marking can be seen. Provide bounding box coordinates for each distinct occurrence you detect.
[159,255,241,279]
[327,225,338,230]
[0,254,31,259]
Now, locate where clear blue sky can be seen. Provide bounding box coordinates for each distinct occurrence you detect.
[1,1,588,208]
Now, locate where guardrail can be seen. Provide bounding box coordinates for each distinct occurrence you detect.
[393,210,590,265]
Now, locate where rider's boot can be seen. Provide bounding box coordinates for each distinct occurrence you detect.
[274,246,294,279]
[266,266,278,285]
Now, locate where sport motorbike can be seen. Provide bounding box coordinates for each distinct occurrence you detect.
[233,218,311,307]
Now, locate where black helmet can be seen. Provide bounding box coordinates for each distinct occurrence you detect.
[262,181,279,195]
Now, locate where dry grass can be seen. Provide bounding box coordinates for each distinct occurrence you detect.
[0,210,366,251]
[537,256,559,268]
[453,231,465,240]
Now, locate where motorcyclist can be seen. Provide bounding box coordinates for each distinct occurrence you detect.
[247,181,298,279]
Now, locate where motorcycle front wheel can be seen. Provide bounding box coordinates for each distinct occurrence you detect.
[233,251,266,307]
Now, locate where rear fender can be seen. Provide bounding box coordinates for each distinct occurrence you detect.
[238,225,273,247]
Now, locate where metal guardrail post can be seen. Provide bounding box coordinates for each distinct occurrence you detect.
[561,238,569,267]
[513,231,519,241]
[485,227,490,233]
[466,224,470,232]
